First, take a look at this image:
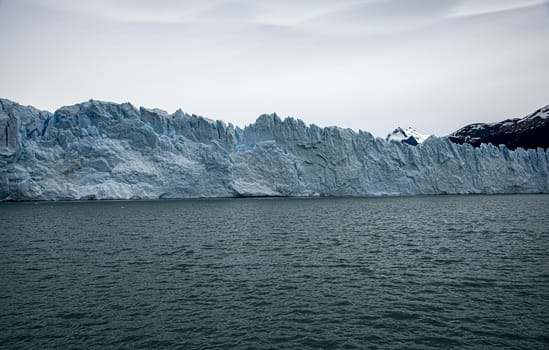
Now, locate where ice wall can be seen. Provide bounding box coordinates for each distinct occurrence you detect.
[1,98,548,200]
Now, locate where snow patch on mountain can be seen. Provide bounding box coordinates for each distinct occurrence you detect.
[522,105,549,121]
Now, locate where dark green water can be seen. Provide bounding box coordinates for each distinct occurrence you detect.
[1,195,548,349]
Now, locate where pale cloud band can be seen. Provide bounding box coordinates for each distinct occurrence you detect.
[21,0,547,25]
[0,0,548,136]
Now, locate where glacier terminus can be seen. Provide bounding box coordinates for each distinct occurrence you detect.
[1,98,548,201]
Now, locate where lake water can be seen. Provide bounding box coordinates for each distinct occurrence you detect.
[1,195,548,349]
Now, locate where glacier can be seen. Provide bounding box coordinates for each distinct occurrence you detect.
[1,98,548,200]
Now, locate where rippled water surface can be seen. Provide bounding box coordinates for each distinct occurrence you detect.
[1,195,549,349]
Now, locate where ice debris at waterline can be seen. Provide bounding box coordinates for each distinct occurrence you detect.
[1,98,548,200]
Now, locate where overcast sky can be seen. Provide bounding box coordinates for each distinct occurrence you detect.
[0,0,548,136]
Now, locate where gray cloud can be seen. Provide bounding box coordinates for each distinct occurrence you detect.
[449,0,548,17]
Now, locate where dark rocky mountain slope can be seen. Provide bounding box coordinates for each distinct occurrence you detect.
[448,105,549,150]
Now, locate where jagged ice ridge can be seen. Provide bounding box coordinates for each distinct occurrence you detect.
[1,98,548,200]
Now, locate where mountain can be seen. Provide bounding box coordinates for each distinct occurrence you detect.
[386,126,430,146]
[1,98,548,200]
[448,105,549,150]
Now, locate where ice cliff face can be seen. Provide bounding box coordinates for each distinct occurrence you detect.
[1,98,548,200]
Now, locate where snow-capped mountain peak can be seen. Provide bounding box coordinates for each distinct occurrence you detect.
[386,126,430,146]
